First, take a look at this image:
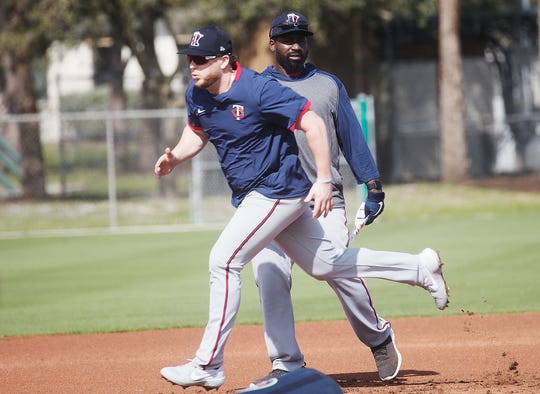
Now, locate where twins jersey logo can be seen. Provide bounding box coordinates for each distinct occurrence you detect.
[231,105,245,120]
[287,13,300,25]
[190,31,204,47]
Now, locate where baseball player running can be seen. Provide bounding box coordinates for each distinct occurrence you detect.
[249,10,428,384]
[156,25,448,390]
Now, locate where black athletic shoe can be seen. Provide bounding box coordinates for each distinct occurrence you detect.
[371,332,402,381]
[249,368,288,388]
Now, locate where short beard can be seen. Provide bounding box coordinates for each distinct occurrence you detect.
[276,51,307,75]
[193,73,220,90]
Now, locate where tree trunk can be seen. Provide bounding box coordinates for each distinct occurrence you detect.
[109,39,129,171]
[139,78,163,171]
[127,12,178,196]
[439,0,469,182]
[1,51,47,198]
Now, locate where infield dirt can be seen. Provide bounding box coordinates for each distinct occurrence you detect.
[2,312,539,393]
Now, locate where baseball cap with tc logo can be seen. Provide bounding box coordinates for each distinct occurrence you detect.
[269,11,314,39]
[178,25,233,57]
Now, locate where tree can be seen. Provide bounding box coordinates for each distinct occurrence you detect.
[439,0,468,181]
[0,0,75,198]
[70,2,132,170]
[115,1,181,168]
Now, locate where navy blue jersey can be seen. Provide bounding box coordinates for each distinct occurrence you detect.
[186,65,313,207]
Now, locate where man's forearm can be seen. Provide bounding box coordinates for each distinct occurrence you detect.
[298,111,332,181]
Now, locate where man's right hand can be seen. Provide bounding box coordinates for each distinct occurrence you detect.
[154,147,178,177]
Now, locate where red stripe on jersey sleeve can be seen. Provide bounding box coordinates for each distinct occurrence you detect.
[188,120,203,132]
[290,101,312,132]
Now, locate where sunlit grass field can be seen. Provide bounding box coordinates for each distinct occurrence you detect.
[1,182,539,337]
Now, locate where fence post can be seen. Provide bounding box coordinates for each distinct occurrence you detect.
[59,119,67,196]
[190,155,202,223]
[106,116,118,228]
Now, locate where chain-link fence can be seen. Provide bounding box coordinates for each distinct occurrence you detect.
[0,109,233,233]
[0,108,367,235]
[3,95,540,236]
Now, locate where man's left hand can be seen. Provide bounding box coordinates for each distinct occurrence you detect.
[363,191,385,225]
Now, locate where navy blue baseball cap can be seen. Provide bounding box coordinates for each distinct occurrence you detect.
[269,11,314,39]
[178,25,233,56]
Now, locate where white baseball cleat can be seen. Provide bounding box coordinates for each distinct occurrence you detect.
[160,360,225,388]
[419,248,449,310]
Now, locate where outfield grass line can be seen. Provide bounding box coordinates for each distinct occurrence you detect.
[0,223,226,240]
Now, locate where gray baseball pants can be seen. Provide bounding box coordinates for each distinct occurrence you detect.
[251,207,392,371]
[193,191,421,369]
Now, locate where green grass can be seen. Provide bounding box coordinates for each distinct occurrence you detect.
[1,183,539,337]
[0,233,214,336]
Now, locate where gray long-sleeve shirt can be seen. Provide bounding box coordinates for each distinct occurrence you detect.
[262,63,380,208]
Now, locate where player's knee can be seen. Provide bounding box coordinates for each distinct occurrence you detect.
[253,262,291,289]
[209,246,229,271]
[311,271,328,280]
[310,263,335,280]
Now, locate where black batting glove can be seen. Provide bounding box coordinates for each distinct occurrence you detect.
[363,191,385,225]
